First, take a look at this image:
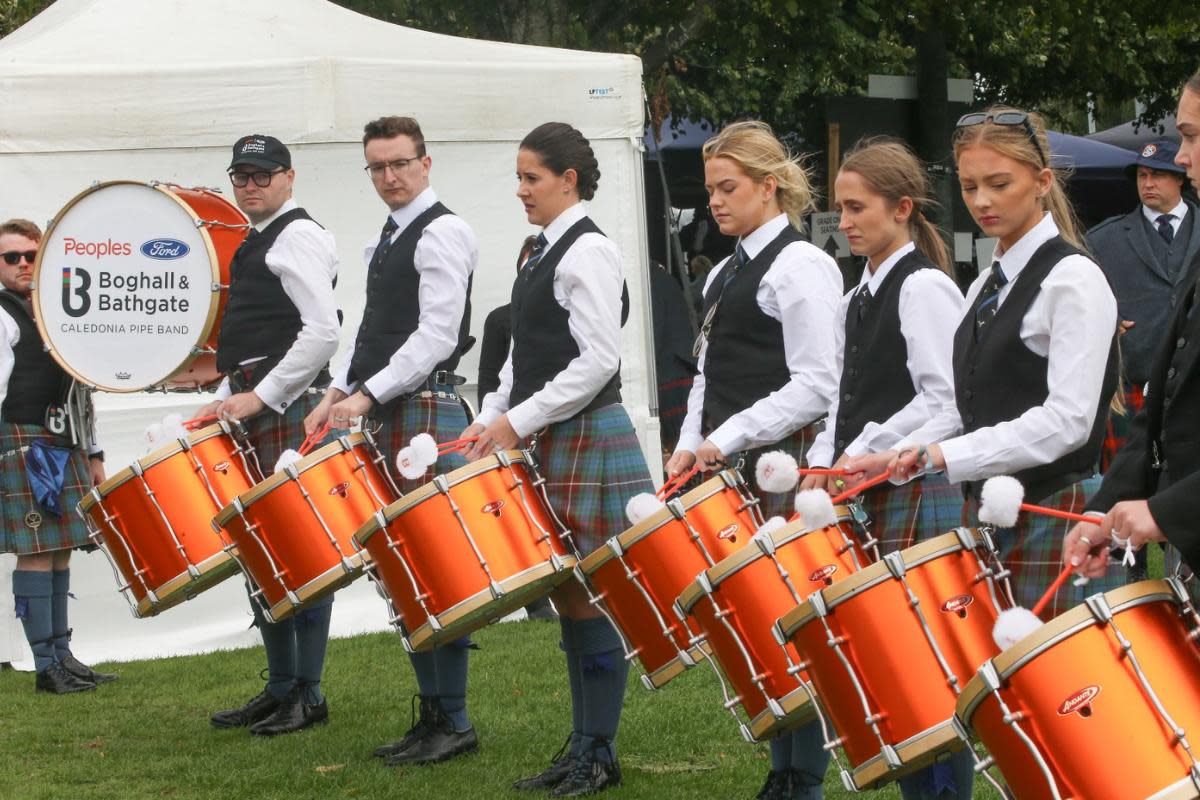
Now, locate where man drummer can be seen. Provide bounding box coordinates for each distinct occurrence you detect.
[305,115,480,766]
[1,218,116,693]
[197,134,341,735]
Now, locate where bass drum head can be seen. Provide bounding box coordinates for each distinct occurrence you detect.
[32,181,245,391]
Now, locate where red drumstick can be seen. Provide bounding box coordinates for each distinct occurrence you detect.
[297,423,331,456]
[798,467,852,476]
[829,471,891,504]
[657,465,701,500]
[182,414,219,430]
[437,435,479,454]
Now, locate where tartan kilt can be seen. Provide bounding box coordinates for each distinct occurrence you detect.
[527,403,654,555]
[857,473,966,557]
[968,475,1124,619]
[734,422,818,520]
[0,423,94,555]
[238,392,326,478]
[370,392,470,494]
[1100,383,1145,473]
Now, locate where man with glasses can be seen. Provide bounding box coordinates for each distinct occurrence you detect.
[199,134,342,736]
[0,218,114,694]
[306,115,479,767]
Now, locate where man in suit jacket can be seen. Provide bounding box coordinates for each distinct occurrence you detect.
[1065,72,1200,578]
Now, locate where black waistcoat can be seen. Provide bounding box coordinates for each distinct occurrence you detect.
[0,290,71,425]
[509,217,628,412]
[216,207,320,374]
[347,203,473,385]
[952,237,1118,502]
[833,251,938,454]
[701,226,801,434]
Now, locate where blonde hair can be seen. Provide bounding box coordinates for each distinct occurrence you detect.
[840,137,952,274]
[952,107,1083,248]
[702,120,816,231]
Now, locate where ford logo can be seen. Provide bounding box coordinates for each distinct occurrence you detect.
[140,238,190,260]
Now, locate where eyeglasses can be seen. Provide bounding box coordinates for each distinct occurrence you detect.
[228,169,283,188]
[1,250,37,266]
[956,111,1047,167]
[364,156,422,178]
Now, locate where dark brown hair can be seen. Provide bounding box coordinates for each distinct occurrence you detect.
[0,218,42,242]
[520,122,601,201]
[362,116,426,155]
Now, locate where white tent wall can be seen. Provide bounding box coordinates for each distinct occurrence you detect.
[0,0,660,665]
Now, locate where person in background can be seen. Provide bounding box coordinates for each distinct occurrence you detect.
[648,261,697,457]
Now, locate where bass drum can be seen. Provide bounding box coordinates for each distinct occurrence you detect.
[32,181,248,391]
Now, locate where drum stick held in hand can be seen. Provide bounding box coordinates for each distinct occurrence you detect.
[797,467,852,476]
[657,465,701,500]
[829,471,891,505]
[298,424,331,456]
[436,436,479,455]
[182,414,219,430]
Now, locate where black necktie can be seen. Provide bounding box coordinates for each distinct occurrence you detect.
[519,233,549,284]
[370,216,399,270]
[974,261,1008,341]
[1157,214,1175,245]
[721,244,748,290]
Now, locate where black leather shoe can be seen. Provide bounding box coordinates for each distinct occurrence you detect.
[210,689,282,729]
[60,654,119,684]
[35,662,96,694]
[373,695,438,758]
[514,735,575,791]
[755,769,792,800]
[385,708,478,766]
[250,692,329,736]
[550,741,622,797]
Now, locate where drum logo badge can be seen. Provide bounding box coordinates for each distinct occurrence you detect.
[809,564,838,583]
[481,500,505,518]
[212,461,231,475]
[717,523,739,542]
[939,595,974,617]
[328,482,351,498]
[1057,685,1100,717]
[140,239,191,260]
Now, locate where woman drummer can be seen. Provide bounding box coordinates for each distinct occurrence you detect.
[465,121,654,797]
[665,120,842,800]
[806,139,970,799]
[880,108,1125,616]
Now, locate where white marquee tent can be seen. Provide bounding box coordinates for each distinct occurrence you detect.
[0,0,658,666]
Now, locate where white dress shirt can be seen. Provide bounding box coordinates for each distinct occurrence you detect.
[216,198,341,412]
[475,202,625,438]
[807,241,964,467]
[1142,198,1188,237]
[673,213,842,456]
[331,187,478,403]
[904,213,1119,483]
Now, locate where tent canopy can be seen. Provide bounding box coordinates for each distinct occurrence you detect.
[0,0,644,153]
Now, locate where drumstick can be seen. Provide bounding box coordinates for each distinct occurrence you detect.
[182,414,219,430]
[436,435,479,454]
[657,465,701,500]
[798,467,852,476]
[297,423,331,456]
[829,471,890,504]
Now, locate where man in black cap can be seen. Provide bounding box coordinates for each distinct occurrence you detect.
[197,134,342,736]
[1086,139,1199,475]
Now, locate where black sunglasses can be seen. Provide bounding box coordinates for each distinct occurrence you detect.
[956,111,1047,167]
[1,250,37,265]
[228,169,283,188]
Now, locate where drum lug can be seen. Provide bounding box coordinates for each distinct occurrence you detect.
[639,674,656,692]
[771,621,786,646]
[954,526,978,551]
[883,551,906,579]
[1189,766,1200,793]
[695,572,715,595]
[881,744,902,769]
[186,564,201,579]
[666,498,686,520]
[605,537,625,558]
[1168,576,1193,607]
[838,770,856,792]
[427,615,443,632]
[400,636,415,654]
[978,659,1002,692]
[766,697,786,719]
[678,649,697,667]
[672,601,687,622]
[495,449,513,467]
[753,532,776,556]
[433,474,451,494]
[1085,594,1114,624]
[951,715,971,743]
[284,589,302,609]
[488,580,505,600]
[130,460,145,478]
[809,591,829,619]
[233,497,246,514]
[548,551,566,571]
[739,724,754,743]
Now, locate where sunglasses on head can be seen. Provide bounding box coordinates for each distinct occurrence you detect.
[956,111,1047,167]
[1,250,37,266]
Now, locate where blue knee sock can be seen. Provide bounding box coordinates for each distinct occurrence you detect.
[789,718,829,799]
[248,584,296,699]
[13,570,55,672]
[435,637,472,732]
[559,617,585,756]
[897,748,975,800]
[293,596,333,705]
[50,569,72,660]
[574,616,627,765]
[769,734,792,771]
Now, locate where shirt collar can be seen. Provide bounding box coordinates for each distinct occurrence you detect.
[254,198,298,232]
[1142,199,1188,226]
[542,201,587,246]
[739,213,790,259]
[859,241,916,292]
[389,186,438,235]
[993,212,1058,283]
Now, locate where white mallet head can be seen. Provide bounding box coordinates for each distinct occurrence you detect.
[161,413,189,441]
[409,433,439,468]
[992,606,1043,650]
[144,422,166,451]
[756,451,800,494]
[794,489,838,529]
[757,516,789,537]
[274,448,303,474]
[978,476,1025,528]
[395,446,427,481]
[625,493,665,526]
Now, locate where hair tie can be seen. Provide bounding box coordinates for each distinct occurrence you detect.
[918,203,941,225]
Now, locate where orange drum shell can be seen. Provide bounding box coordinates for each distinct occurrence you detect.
[958,583,1200,800]
[80,424,256,616]
[355,452,574,650]
[217,435,397,620]
[780,533,1004,786]
[677,519,871,740]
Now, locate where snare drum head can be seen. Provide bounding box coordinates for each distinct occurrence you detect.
[32,181,246,391]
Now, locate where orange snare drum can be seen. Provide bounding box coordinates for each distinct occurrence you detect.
[353,450,577,651]
[674,512,872,742]
[776,529,1012,790]
[214,432,399,622]
[78,422,260,617]
[957,579,1200,800]
[578,470,765,689]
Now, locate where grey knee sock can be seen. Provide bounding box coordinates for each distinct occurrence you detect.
[50,569,71,660]
[574,616,627,765]
[435,637,472,732]
[13,570,55,672]
[248,583,296,699]
[293,597,333,705]
[790,718,829,799]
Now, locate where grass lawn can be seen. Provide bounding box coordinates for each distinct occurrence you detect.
[0,618,1009,800]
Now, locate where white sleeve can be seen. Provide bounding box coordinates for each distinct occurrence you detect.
[0,308,18,412]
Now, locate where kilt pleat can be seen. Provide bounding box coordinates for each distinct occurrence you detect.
[371,393,470,494]
[237,392,325,476]
[0,423,94,554]
[857,473,965,556]
[528,403,654,555]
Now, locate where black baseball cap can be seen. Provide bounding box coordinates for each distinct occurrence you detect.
[229,134,292,171]
[1129,139,1186,176]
